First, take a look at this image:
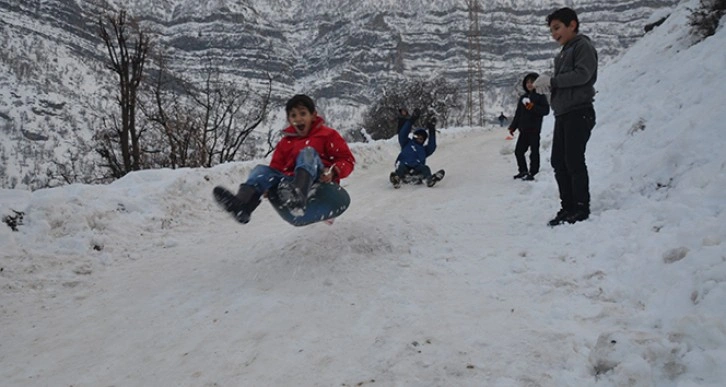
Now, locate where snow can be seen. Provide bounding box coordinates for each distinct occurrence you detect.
[2,1,726,386]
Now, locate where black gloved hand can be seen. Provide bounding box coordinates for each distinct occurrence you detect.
[411,108,421,124]
[426,116,437,131]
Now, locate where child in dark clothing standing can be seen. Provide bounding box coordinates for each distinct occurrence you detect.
[534,7,598,226]
[509,72,550,181]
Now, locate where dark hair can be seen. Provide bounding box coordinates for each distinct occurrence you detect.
[285,94,316,115]
[414,128,428,141]
[547,7,580,33]
[523,72,539,92]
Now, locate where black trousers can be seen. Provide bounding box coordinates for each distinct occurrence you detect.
[550,106,596,210]
[395,163,432,179]
[514,131,540,175]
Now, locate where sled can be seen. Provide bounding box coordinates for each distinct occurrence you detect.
[267,183,350,226]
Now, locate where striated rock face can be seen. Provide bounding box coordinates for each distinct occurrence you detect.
[0,0,678,188]
[4,0,680,102]
[250,0,680,108]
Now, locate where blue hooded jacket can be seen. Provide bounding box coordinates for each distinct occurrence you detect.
[395,119,436,168]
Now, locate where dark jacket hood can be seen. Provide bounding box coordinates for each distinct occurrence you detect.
[413,128,428,141]
[522,72,539,93]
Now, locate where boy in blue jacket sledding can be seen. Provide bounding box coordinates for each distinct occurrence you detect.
[389,109,445,189]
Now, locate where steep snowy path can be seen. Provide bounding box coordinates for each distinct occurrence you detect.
[3,126,624,386]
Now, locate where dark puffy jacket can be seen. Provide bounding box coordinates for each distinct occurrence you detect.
[509,91,550,134]
[395,119,436,167]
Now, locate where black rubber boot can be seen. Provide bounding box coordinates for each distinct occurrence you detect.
[390,172,401,189]
[294,168,313,197]
[426,169,445,187]
[547,208,570,227]
[566,203,590,224]
[277,169,313,210]
[213,184,261,224]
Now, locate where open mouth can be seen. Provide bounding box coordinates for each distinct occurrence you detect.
[294,123,306,131]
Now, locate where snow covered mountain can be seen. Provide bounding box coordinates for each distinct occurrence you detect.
[0,0,678,189]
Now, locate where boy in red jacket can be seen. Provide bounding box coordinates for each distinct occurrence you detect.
[213,94,355,224]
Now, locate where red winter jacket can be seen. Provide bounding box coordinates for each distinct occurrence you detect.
[269,116,355,183]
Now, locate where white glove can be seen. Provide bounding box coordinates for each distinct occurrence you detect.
[533,74,551,94]
[522,97,534,110]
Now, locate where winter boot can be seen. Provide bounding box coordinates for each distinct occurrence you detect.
[213,184,261,224]
[389,172,402,189]
[547,208,570,227]
[566,204,590,224]
[513,172,528,179]
[426,169,445,187]
[277,168,313,210]
[522,173,535,181]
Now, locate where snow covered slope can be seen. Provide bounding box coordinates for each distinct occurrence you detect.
[1,1,725,385]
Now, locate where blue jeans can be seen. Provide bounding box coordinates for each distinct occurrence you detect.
[243,147,325,194]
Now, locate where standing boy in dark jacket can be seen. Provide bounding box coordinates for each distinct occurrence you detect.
[534,7,598,226]
[509,72,550,181]
[389,110,445,188]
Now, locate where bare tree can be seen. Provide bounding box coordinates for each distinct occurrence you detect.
[141,54,274,168]
[49,137,101,185]
[139,50,272,168]
[97,9,151,177]
[141,52,201,169]
[263,128,280,158]
[362,77,461,140]
[189,63,273,167]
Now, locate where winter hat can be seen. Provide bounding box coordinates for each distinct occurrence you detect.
[522,72,539,92]
[413,128,428,141]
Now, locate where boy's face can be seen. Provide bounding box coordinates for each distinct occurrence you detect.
[287,105,317,136]
[526,78,535,92]
[549,19,577,46]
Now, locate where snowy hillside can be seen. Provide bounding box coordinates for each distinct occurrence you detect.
[0,0,678,189]
[1,1,725,386]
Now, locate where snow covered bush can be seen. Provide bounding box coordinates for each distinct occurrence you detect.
[689,0,726,40]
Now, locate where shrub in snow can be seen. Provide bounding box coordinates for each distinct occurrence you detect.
[689,0,726,40]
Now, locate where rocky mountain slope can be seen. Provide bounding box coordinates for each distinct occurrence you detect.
[0,0,678,189]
